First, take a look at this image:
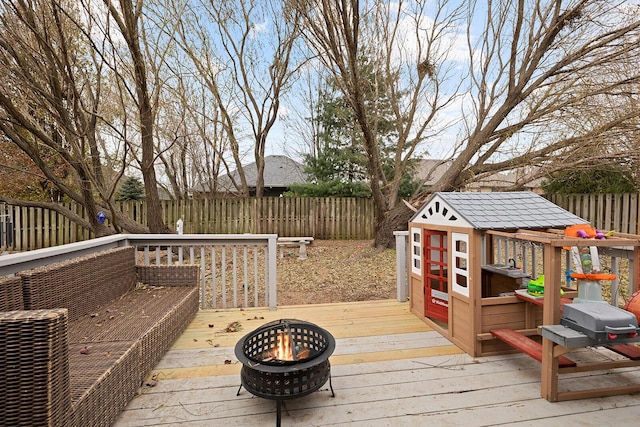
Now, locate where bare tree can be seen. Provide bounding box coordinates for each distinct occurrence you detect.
[368,0,464,208]
[139,0,231,199]
[103,0,167,232]
[153,71,227,199]
[0,0,149,234]
[430,0,640,194]
[0,0,185,234]
[291,0,465,247]
[293,0,640,247]
[167,0,304,197]
[291,0,386,243]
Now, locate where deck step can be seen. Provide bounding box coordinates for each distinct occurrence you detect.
[604,343,640,360]
[490,328,577,368]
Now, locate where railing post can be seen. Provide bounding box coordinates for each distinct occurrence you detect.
[611,256,620,307]
[637,192,640,235]
[394,231,409,302]
[268,235,278,310]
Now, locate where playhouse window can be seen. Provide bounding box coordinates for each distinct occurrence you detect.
[411,227,421,275]
[456,273,468,287]
[452,232,470,297]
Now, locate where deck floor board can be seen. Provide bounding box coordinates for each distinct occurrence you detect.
[115,300,640,426]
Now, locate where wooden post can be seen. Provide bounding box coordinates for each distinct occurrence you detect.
[637,193,640,235]
[633,247,640,295]
[268,235,278,310]
[394,231,408,302]
[541,244,562,401]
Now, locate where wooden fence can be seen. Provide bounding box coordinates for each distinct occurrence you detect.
[544,193,639,235]
[1,197,375,251]
[2,193,639,252]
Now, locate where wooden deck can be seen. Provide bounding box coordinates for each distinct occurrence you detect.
[114,300,640,426]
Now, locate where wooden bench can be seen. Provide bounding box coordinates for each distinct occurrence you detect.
[277,237,314,260]
[604,343,640,360]
[491,328,577,368]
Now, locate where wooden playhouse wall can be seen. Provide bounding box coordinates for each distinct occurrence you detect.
[408,222,479,355]
[450,294,473,354]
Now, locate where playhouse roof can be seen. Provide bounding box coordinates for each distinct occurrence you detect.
[410,191,588,230]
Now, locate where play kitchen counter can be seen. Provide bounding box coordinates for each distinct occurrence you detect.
[481,264,531,297]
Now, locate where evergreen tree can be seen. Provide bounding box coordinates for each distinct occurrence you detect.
[302,56,420,198]
[116,176,145,201]
[543,166,638,194]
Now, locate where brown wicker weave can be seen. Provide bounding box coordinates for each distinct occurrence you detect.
[20,247,137,322]
[0,247,199,427]
[0,276,24,311]
[0,309,70,426]
[68,341,141,427]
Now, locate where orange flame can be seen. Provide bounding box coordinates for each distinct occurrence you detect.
[275,332,293,361]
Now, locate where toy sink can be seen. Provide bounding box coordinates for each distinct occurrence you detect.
[560,302,639,343]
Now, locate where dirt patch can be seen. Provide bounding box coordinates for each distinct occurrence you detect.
[277,240,397,305]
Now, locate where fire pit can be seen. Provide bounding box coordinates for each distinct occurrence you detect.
[234,319,335,426]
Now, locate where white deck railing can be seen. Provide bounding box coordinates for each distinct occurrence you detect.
[0,234,278,310]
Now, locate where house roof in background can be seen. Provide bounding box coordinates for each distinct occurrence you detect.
[218,155,308,191]
[411,191,588,230]
[414,159,545,191]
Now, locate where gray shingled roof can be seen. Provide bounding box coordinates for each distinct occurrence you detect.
[218,155,308,190]
[414,191,588,230]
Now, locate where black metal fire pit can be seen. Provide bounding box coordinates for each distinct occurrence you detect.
[234,319,335,426]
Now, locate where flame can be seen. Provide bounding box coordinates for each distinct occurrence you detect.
[263,331,310,362]
[275,332,293,361]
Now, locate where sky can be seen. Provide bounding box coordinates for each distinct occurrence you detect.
[223,0,476,165]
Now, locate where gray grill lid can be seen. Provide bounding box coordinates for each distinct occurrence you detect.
[561,302,639,343]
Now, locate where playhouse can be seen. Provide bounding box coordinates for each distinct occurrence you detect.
[408,192,640,402]
[408,192,640,401]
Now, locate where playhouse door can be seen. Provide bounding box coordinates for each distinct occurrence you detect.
[424,230,448,324]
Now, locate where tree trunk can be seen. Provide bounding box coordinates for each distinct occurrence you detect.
[254,152,265,197]
[107,0,167,233]
[130,24,166,232]
[373,191,434,249]
[373,202,415,249]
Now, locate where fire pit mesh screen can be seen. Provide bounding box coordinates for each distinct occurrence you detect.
[241,319,330,365]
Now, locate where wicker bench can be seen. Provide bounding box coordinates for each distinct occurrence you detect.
[0,246,199,427]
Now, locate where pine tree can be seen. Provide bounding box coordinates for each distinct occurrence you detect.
[116,176,145,201]
[302,56,420,198]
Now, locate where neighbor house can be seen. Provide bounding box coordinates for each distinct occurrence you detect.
[414,159,544,193]
[192,155,308,198]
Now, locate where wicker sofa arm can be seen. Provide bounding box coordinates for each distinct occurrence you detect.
[136,265,199,287]
[0,308,71,426]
